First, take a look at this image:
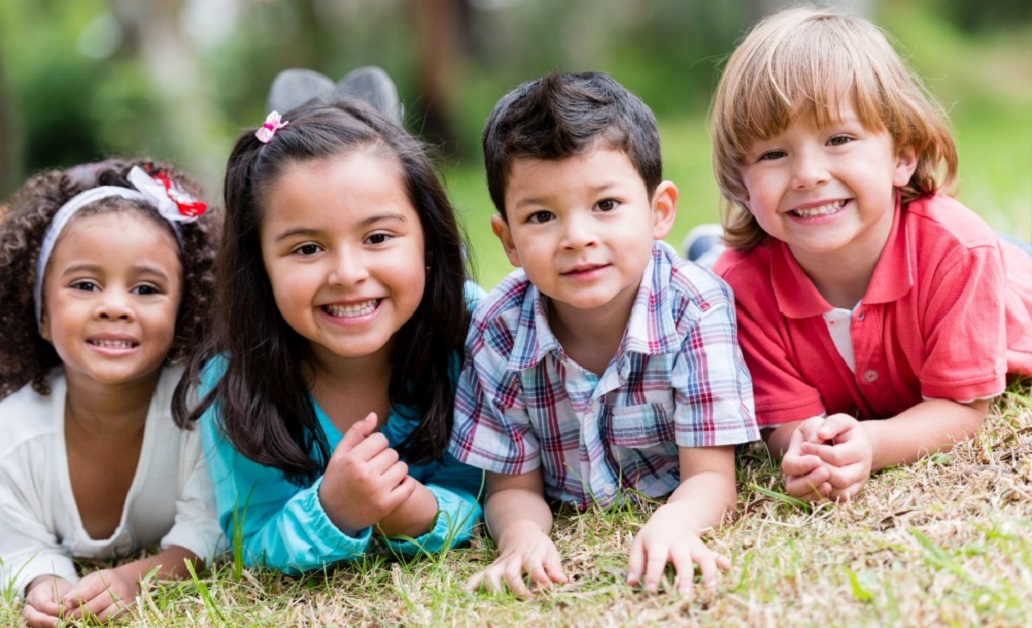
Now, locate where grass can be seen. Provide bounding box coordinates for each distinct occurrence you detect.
[3,381,1029,626]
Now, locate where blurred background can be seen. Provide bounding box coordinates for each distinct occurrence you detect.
[1,0,1029,287]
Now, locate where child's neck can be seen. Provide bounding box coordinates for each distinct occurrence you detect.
[790,242,884,310]
[548,298,632,376]
[63,371,157,540]
[305,347,393,434]
[63,370,160,435]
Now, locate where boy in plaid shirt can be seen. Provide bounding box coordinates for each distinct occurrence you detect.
[449,71,758,596]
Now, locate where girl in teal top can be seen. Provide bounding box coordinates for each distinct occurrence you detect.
[173,99,483,573]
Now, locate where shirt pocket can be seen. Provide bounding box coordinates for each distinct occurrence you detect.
[602,403,675,449]
[601,403,679,497]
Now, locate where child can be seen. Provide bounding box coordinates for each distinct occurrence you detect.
[449,71,758,597]
[709,7,1032,502]
[0,158,224,626]
[172,97,483,573]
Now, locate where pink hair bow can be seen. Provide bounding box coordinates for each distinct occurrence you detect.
[256,111,288,143]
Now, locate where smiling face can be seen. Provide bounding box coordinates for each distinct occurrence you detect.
[492,145,676,324]
[40,210,183,390]
[259,151,426,370]
[739,98,917,270]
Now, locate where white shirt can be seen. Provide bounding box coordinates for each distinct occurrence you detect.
[0,366,225,597]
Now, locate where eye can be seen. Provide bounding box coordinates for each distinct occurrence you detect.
[70,280,99,292]
[827,134,853,147]
[757,149,786,162]
[131,284,162,296]
[364,232,393,245]
[596,199,619,212]
[527,210,554,224]
[292,243,322,256]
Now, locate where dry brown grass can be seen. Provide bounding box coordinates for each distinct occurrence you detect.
[3,381,1030,627]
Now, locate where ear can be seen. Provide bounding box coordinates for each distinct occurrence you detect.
[650,181,678,240]
[893,143,919,188]
[490,214,522,268]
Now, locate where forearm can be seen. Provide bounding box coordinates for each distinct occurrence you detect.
[485,486,553,550]
[864,398,989,471]
[662,470,737,533]
[376,481,439,538]
[112,546,200,583]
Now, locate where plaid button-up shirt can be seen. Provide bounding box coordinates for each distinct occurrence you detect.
[449,242,758,508]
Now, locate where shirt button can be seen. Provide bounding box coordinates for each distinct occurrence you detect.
[863,369,878,383]
[857,311,866,321]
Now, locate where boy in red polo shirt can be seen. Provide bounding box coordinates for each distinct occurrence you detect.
[710,7,1032,502]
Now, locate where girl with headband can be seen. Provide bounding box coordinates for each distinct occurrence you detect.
[0,158,225,626]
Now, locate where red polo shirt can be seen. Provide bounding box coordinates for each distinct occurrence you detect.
[715,195,1032,426]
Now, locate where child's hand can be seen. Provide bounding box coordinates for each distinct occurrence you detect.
[799,413,873,501]
[627,503,730,595]
[59,567,139,623]
[782,416,833,501]
[320,412,417,535]
[22,575,72,628]
[464,520,567,598]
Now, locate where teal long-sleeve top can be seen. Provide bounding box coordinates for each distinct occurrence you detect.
[197,354,484,574]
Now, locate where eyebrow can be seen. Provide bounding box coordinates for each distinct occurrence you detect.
[273,211,411,242]
[59,263,172,282]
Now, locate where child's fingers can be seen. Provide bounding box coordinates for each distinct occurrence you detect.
[503,558,534,598]
[366,445,401,474]
[544,549,568,584]
[785,468,831,501]
[781,451,823,477]
[816,413,856,441]
[463,570,486,593]
[337,413,378,450]
[643,547,670,593]
[670,550,698,595]
[626,537,645,585]
[21,604,61,628]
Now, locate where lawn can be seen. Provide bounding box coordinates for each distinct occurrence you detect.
[3,382,1028,626]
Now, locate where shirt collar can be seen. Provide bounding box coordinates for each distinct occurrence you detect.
[506,242,681,371]
[771,195,912,318]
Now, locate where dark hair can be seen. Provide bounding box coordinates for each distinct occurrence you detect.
[173,98,471,486]
[482,71,663,218]
[0,158,219,399]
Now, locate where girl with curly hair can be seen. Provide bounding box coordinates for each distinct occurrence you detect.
[0,158,225,626]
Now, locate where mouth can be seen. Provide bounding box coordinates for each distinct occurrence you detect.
[323,299,380,318]
[789,199,847,218]
[88,339,139,349]
[562,263,609,276]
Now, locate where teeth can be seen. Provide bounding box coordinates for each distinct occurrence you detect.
[90,339,136,348]
[792,200,845,217]
[324,300,377,318]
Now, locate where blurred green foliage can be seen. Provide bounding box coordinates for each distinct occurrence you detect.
[0,0,1028,286]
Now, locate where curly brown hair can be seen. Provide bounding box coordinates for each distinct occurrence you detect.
[0,158,220,399]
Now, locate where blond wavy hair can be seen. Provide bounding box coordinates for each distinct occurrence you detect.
[711,7,958,251]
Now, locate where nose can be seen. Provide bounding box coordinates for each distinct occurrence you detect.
[95,292,134,321]
[559,212,599,250]
[327,247,370,286]
[791,147,830,190]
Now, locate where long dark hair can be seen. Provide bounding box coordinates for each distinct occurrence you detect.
[173,98,471,486]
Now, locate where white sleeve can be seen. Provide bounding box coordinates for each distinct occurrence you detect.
[0,449,78,598]
[158,427,227,563]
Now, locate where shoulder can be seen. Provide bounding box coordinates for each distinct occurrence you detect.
[653,242,734,313]
[470,269,533,332]
[712,242,774,287]
[904,195,997,250]
[0,372,61,458]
